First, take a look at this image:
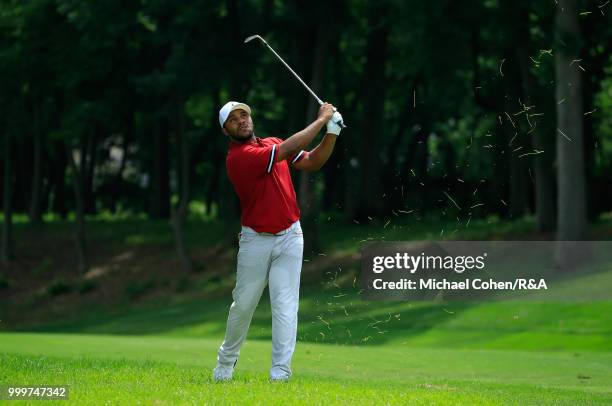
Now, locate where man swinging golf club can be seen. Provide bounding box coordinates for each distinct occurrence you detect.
[213,100,343,382]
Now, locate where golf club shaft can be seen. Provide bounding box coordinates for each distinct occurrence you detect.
[246,35,346,128]
[258,39,324,106]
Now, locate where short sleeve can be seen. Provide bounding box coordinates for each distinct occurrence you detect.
[268,137,283,144]
[241,143,277,174]
[290,150,309,166]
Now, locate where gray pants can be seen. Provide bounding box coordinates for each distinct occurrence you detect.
[216,220,304,378]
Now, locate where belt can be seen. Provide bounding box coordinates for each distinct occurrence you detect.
[258,228,292,236]
[242,221,299,237]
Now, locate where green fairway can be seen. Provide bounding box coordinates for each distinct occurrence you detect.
[1,333,611,405]
[3,216,612,404]
[3,291,612,405]
[14,287,612,351]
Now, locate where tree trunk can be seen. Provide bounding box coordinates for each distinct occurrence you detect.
[15,134,32,212]
[298,22,329,254]
[66,138,88,273]
[555,0,587,241]
[354,0,389,220]
[579,11,609,220]
[503,51,530,219]
[2,132,13,264]
[29,103,43,225]
[52,140,68,219]
[528,80,557,232]
[171,99,194,272]
[149,115,171,218]
[83,130,97,215]
[518,31,557,232]
[508,137,530,218]
[321,38,349,212]
[212,90,240,246]
[110,136,128,214]
[532,124,557,231]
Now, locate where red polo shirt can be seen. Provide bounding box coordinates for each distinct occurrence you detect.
[226,136,307,234]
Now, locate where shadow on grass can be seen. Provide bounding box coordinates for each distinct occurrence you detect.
[17,287,473,347]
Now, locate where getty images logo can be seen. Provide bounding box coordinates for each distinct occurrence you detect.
[372,252,488,274]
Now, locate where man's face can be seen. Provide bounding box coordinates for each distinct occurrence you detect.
[223,109,254,142]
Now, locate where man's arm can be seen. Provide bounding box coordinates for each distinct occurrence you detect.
[276,103,335,162]
[292,134,337,171]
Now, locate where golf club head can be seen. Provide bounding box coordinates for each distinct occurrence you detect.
[244,35,265,44]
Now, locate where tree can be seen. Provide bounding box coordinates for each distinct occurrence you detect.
[298,11,332,253]
[353,0,390,220]
[555,0,587,241]
[2,132,13,264]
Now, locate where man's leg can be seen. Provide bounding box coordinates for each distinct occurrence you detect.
[215,232,273,377]
[268,223,304,380]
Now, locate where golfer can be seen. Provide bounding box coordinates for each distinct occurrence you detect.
[213,101,343,382]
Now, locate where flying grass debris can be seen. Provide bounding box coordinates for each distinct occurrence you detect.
[317,315,332,331]
[558,128,573,142]
[509,132,518,146]
[397,209,414,214]
[527,121,538,135]
[504,112,516,128]
[443,191,461,210]
[518,150,544,158]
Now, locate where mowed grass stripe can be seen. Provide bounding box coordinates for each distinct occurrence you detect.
[1,333,611,394]
[0,353,514,405]
[1,351,611,405]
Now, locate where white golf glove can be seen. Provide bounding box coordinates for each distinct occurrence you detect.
[326,111,343,136]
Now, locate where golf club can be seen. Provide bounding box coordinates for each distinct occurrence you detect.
[244,34,346,129]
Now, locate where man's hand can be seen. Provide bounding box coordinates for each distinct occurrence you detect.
[326,111,343,136]
[277,102,336,163]
[318,103,335,122]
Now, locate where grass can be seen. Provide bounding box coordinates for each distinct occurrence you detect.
[1,334,612,405]
[10,216,228,248]
[3,290,612,404]
[13,287,612,351]
[2,213,612,404]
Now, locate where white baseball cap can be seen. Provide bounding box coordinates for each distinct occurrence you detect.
[219,101,252,128]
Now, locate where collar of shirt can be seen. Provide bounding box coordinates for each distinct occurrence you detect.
[229,136,263,149]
